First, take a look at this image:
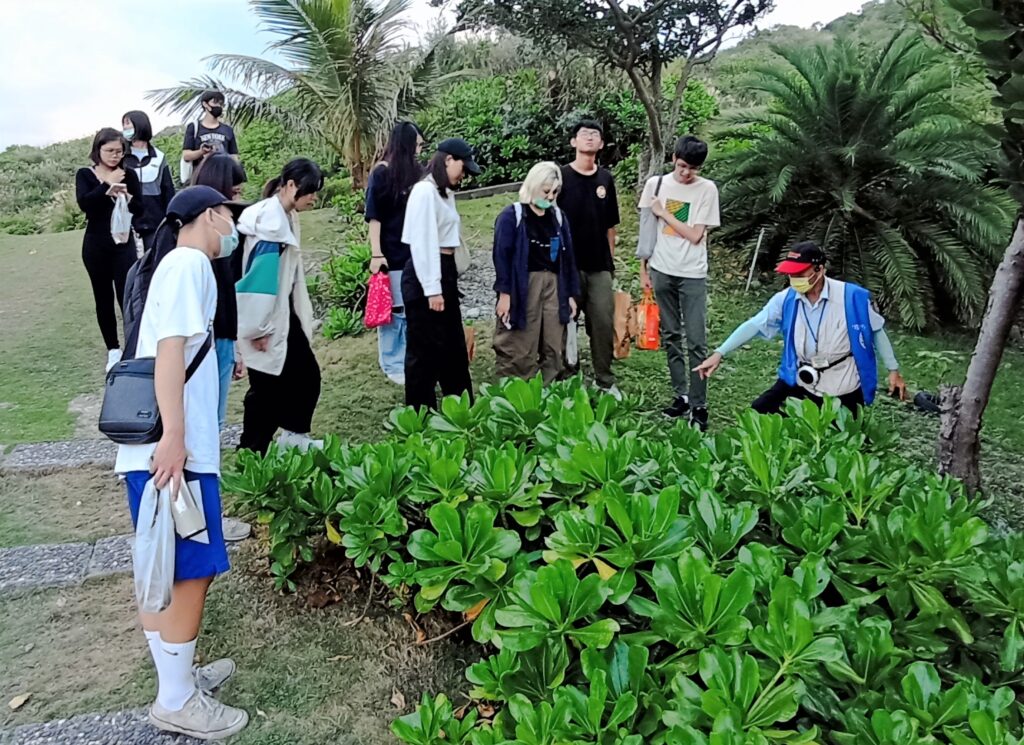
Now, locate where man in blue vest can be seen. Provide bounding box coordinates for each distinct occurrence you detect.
[694,242,907,414]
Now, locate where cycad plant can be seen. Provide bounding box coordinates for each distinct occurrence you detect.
[148,0,450,186]
[715,32,1017,329]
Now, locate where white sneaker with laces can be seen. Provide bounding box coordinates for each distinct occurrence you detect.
[106,348,123,373]
[149,688,248,740]
[194,658,236,693]
[221,518,251,543]
[276,430,324,452]
[386,372,406,385]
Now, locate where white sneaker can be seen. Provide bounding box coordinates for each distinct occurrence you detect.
[386,372,406,385]
[276,430,324,452]
[149,688,248,740]
[598,384,624,402]
[221,517,251,543]
[106,348,123,372]
[194,658,236,693]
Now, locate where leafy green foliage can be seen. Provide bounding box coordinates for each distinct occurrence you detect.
[225,377,1024,743]
[321,306,364,340]
[714,32,1018,329]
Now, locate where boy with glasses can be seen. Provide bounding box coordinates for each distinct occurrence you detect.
[638,135,720,429]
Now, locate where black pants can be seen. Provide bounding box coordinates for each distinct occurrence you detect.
[403,255,473,411]
[82,238,136,350]
[752,379,865,415]
[239,315,321,455]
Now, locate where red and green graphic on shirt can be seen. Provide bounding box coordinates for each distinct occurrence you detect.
[662,199,691,234]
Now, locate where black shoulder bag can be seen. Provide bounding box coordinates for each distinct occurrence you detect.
[98,333,213,445]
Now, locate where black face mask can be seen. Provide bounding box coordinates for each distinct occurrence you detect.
[209,106,224,118]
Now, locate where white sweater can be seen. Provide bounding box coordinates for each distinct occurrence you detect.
[401,178,462,296]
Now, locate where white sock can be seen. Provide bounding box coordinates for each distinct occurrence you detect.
[155,638,198,711]
[143,629,161,668]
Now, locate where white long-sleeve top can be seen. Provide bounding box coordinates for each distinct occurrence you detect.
[401,177,462,296]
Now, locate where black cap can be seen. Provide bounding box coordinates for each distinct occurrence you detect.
[437,138,482,176]
[776,241,827,275]
[166,185,243,225]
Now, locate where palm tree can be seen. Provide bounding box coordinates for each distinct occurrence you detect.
[148,0,450,187]
[715,32,1017,329]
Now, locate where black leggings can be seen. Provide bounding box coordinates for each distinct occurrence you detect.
[403,255,473,411]
[82,241,136,350]
[752,379,865,415]
[239,315,322,456]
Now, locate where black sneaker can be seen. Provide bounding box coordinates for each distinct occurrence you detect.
[662,397,691,419]
[690,407,709,432]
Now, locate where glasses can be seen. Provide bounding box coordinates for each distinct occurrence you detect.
[576,129,602,139]
[100,148,124,156]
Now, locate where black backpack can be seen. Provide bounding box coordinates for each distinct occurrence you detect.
[98,236,212,444]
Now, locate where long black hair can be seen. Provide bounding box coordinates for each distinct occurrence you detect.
[191,153,246,199]
[377,121,423,201]
[426,151,455,197]
[263,158,324,199]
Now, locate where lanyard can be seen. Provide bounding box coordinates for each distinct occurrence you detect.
[800,299,827,354]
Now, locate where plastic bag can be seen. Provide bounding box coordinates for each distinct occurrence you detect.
[612,291,636,360]
[111,193,132,245]
[364,272,393,328]
[133,478,175,613]
[636,289,661,351]
[565,319,579,367]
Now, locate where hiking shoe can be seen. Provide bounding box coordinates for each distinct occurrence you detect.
[106,348,123,373]
[194,658,236,693]
[690,407,709,432]
[149,689,248,740]
[662,396,691,419]
[597,384,623,402]
[221,518,251,543]
[276,431,324,452]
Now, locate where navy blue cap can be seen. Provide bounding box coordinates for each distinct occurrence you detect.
[166,185,240,225]
[437,138,482,176]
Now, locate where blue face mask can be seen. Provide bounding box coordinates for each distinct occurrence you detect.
[533,197,552,210]
[212,211,239,259]
[122,128,135,140]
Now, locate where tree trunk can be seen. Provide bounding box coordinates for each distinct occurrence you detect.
[937,217,1024,493]
[624,66,665,189]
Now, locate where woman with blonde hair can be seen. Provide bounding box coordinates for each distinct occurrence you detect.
[492,161,580,383]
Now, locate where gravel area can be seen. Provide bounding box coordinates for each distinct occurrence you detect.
[85,535,134,580]
[2,427,242,473]
[0,542,93,596]
[4,709,202,744]
[459,251,497,322]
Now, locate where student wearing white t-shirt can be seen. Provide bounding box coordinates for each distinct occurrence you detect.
[115,186,249,740]
[638,136,721,430]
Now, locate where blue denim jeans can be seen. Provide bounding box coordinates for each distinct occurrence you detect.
[215,338,235,430]
[377,269,407,378]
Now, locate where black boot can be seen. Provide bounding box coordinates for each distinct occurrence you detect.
[690,406,709,432]
[662,396,690,419]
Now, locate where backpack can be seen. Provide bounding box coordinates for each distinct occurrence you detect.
[98,240,211,444]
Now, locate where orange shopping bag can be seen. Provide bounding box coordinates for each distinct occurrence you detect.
[636,290,660,351]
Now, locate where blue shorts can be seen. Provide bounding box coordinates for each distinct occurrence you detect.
[126,470,231,582]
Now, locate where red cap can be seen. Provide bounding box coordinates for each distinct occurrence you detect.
[775,242,825,275]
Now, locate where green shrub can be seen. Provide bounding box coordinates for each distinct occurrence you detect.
[307,242,371,314]
[321,306,364,339]
[0,214,39,235]
[225,377,1024,743]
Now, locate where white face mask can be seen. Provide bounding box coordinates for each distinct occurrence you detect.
[212,210,239,258]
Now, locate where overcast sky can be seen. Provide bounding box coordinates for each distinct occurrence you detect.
[0,0,870,149]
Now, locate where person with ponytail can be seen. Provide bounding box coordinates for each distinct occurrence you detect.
[235,158,324,454]
[400,138,481,410]
[191,154,248,430]
[122,110,176,252]
[365,121,425,384]
[114,186,249,740]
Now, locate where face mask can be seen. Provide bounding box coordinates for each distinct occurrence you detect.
[533,197,552,210]
[122,128,135,140]
[790,270,819,294]
[212,211,239,258]
[209,106,223,118]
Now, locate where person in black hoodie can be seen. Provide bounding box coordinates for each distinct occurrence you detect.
[122,110,175,253]
[190,154,247,430]
[75,127,143,371]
